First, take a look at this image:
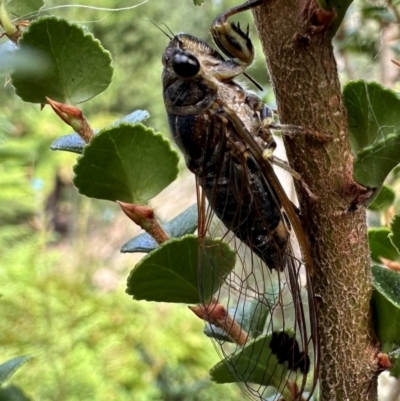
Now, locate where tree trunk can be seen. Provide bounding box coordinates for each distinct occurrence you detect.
[252,1,379,400]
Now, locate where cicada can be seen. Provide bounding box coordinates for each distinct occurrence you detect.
[161,1,319,400]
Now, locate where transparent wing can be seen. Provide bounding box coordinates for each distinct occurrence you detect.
[193,109,319,401]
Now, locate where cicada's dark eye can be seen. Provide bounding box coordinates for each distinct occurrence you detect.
[172,52,200,78]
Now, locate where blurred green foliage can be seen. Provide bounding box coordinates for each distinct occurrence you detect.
[0,1,250,400]
[0,227,244,401]
[1,0,400,399]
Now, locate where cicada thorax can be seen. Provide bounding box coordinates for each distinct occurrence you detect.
[162,9,318,401]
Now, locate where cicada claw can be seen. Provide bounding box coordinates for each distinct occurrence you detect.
[210,0,265,82]
[210,19,255,66]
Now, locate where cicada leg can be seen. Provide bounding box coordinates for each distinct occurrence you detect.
[211,0,265,63]
[244,95,316,199]
[209,0,265,83]
[244,93,276,150]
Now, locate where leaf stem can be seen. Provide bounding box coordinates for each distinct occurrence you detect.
[0,0,18,40]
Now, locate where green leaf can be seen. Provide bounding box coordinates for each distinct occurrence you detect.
[368,185,396,212]
[73,123,179,204]
[210,333,291,399]
[369,228,400,263]
[353,135,400,190]
[6,0,44,18]
[343,81,400,190]
[389,215,400,255]
[121,204,198,253]
[126,235,236,304]
[11,17,113,104]
[50,110,150,154]
[372,265,400,352]
[193,0,205,5]
[0,356,32,385]
[49,133,86,155]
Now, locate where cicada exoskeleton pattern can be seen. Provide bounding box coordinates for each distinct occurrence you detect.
[162,1,319,400]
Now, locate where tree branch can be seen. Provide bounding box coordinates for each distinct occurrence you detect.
[252,1,378,399]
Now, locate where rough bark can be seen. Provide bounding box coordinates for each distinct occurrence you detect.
[252,1,379,400]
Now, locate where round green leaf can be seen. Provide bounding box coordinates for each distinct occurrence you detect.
[50,110,150,154]
[121,204,198,253]
[210,334,291,399]
[344,81,400,153]
[353,134,400,190]
[368,185,396,212]
[343,80,400,189]
[372,265,400,351]
[73,123,179,204]
[369,227,400,263]
[126,235,236,304]
[11,17,113,104]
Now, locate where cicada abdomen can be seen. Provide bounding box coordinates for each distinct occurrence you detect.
[162,1,319,400]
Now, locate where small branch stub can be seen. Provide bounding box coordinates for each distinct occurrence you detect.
[377,353,392,371]
[379,257,400,272]
[188,302,248,346]
[118,201,169,245]
[307,7,335,35]
[46,97,94,143]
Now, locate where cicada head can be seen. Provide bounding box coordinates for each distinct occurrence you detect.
[162,34,224,116]
[162,34,224,76]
